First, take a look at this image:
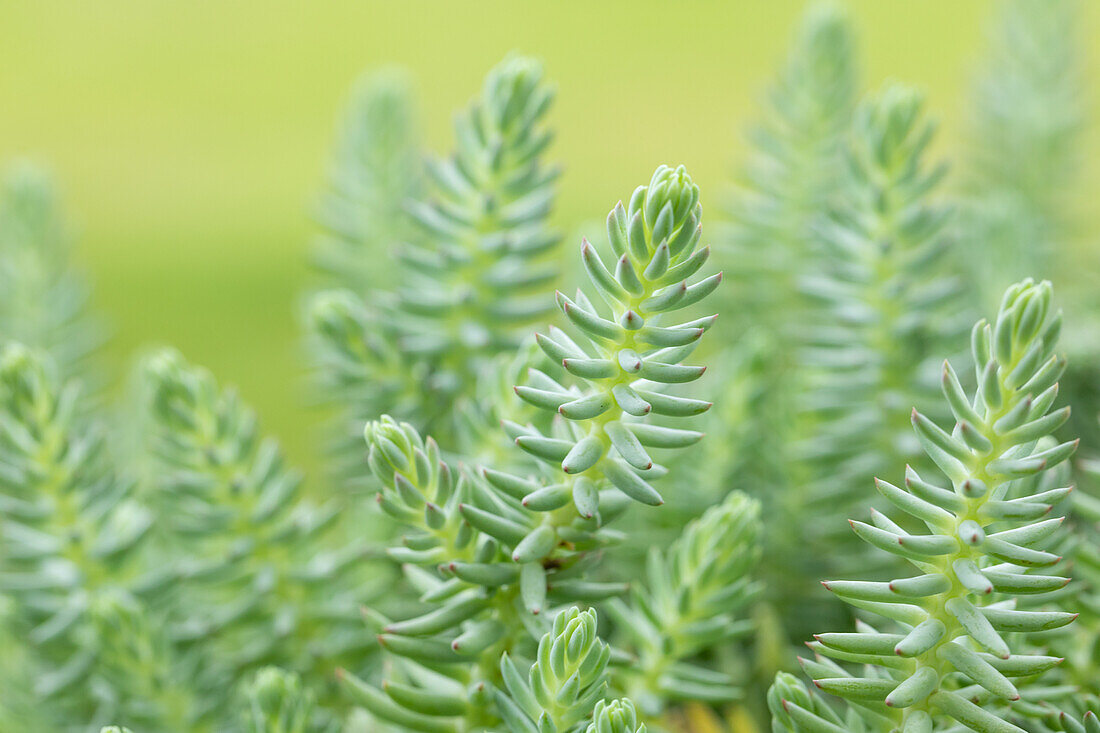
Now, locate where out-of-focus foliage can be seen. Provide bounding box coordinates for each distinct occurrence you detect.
[304,70,424,488]
[311,69,423,296]
[715,1,968,655]
[306,54,561,476]
[0,344,153,728]
[962,0,1083,305]
[140,347,377,720]
[0,163,100,384]
[0,167,379,730]
[783,81,968,589]
[718,1,858,506]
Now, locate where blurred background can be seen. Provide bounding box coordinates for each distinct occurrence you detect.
[2,0,1098,478]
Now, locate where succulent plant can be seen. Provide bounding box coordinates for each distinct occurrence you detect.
[2,5,1096,731]
[307,54,561,467]
[338,164,722,732]
[610,492,761,714]
[141,348,376,721]
[773,280,1079,732]
[0,162,101,383]
[243,667,316,733]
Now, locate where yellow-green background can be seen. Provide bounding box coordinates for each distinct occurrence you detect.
[2,1,1097,479]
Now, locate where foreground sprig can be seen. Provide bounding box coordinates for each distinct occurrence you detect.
[585,700,647,733]
[513,163,718,507]
[242,667,315,733]
[342,402,627,730]
[1059,712,1100,733]
[769,671,878,732]
[778,280,1077,732]
[495,607,611,733]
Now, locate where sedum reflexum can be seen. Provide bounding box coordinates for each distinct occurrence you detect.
[769,671,879,733]
[793,82,965,570]
[495,608,649,733]
[305,69,425,488]
[723,0,857,337]
[584,700,646,733]
[141,348,374,721]
[495,607,612,733]
[1047,443,1100,715]
[718,1,857,500]
[312,68,422,294]
[962,0,1082,302]
[242,667,315,733]
[609,492,761,714]
[960,0,1100,483]
[716,2,858,647]
[513,163,718,507]
[776,280,1078,732]
[1059,712,1100,733]
[400,53,559,363]
[339,165,721,731]
[308,54,560,459]
[89,590,203,729]
[0,162,99,385]
[0,344,155,725]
